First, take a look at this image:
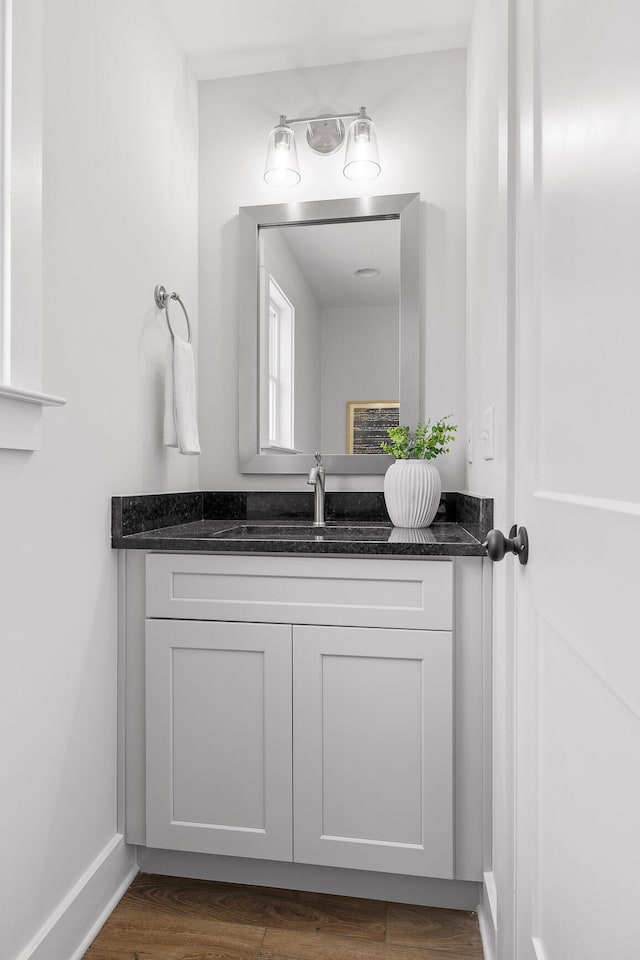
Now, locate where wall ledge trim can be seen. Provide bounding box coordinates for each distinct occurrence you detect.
[0,383,66,406]
[0,385,66,450]
[14,834,137,960]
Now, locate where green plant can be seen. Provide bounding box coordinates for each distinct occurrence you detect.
[381,416,458,460]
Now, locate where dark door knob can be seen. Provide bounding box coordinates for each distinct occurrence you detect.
[483,525,529,565]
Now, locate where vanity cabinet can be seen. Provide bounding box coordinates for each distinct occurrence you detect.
[126,551,485,888]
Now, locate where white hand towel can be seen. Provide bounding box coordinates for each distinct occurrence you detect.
[163,341,178,447]
[163,335,201,455]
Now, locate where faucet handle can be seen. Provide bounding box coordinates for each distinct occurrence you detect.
[314,451,322,465]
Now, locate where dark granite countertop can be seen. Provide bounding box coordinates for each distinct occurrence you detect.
[111,491,492,558]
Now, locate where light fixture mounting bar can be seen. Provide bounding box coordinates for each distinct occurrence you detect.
[283,111,361,126]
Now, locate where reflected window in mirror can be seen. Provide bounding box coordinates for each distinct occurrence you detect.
[265,276,295,452]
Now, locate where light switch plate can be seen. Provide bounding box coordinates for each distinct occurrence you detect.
[467,421,473,463]
[482,405,495,460]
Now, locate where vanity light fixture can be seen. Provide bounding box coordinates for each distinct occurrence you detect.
[263,107,381,187]
[343,110,381,181]
[264,116,301,187]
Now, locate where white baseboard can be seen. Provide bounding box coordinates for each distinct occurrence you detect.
[15,834,138,960]
[532,938,548,960]
[477,871,497,960]
[138,847,481,910]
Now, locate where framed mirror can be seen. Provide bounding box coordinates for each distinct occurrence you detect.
[239,193,420,474]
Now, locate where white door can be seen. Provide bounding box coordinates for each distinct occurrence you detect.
[513,1,640,957]
[145,619,293,860]
[293,624,453,878]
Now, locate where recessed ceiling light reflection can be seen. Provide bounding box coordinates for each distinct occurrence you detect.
[353,267,381,278]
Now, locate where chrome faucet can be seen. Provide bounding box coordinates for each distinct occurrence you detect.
[307,451,326,527]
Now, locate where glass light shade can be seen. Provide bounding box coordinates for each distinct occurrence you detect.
[343,115,381,181]
[264,122,301,187]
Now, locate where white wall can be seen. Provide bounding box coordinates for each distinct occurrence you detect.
[199,50,467,491]
[466,1,513,957]
[0,2,198,957]
[320,305,398,453]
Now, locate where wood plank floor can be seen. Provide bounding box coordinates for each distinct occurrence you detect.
[82,874,484,960]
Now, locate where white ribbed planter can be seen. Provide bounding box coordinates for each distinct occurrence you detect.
[383,459,442,528]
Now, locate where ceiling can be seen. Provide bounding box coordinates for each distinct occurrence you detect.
[271,219,400,309]
[160,0,475,81]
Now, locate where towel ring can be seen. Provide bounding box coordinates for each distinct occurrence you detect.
[154,284,192,344]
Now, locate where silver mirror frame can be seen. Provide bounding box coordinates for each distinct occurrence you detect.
[238,192,420,474]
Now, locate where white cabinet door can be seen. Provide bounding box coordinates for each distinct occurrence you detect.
[293,625,453,878]
[145,619,293,861]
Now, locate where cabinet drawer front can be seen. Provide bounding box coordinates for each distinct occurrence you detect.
[293,625,454,879]
[146,554,453,630]
[145,619,293,860]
